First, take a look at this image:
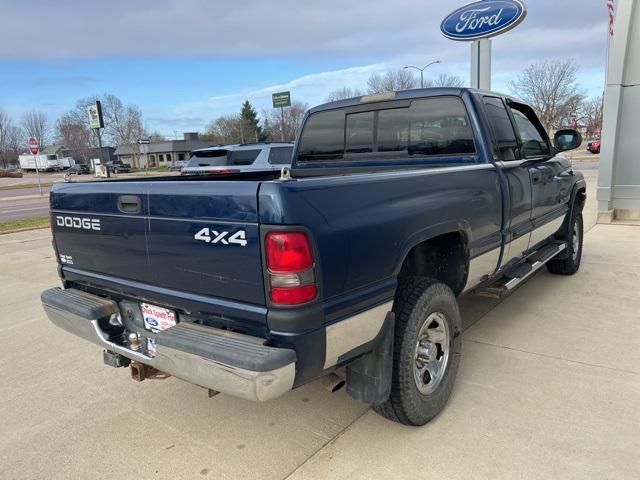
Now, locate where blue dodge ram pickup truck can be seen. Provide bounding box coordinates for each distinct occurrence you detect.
[42,88,585,426]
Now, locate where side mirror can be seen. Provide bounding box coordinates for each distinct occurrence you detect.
[554,129,582,152]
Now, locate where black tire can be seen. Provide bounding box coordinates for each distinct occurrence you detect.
[547,211,583,275]
[373,278,462,426]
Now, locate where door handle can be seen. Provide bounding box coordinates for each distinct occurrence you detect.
[530,170,542,184]
[117,195,141,214]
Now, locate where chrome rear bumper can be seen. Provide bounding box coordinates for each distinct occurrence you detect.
[41,288,296,402]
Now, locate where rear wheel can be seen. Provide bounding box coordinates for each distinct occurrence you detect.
[373,278,462,426]
[547,211,583,275]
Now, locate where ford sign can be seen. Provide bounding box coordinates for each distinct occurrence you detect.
[441,0,527,41]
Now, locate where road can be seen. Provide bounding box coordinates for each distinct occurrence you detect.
[0,196,50,221]
[0,171,177,223]
[0,186,51,198]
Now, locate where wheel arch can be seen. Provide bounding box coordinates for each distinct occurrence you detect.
[393,221,471,297]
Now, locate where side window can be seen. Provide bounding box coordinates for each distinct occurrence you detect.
[228,149,260,166]
[482,96,518,161]
[267,146,294,165]
[297,109,345,162]
[509,107,550,158]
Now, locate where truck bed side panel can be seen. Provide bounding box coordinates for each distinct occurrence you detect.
[260,165,502,304]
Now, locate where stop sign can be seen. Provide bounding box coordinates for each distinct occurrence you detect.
[28,137,39,155]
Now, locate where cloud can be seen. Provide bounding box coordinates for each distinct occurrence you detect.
[0,0,607,61]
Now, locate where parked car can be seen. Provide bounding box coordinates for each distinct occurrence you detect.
[180,142,294,175]
[587,139,601,154]
[168,160,187,172]
[67,164,91,175]
[0,165,22,178]
[42,88,585,427]
[105,160,131,174]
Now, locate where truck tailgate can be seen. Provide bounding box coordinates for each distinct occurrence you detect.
[51,180,265,306]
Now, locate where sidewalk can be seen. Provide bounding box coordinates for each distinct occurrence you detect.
[287,222,640,480]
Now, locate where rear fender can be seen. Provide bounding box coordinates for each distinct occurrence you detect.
[392,219,472,276]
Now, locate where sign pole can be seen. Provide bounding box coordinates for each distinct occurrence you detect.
[28,137,42,196]
[280,106,285,141]
[33,151,42,196]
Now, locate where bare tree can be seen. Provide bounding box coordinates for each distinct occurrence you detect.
[147,131,166,142]
[262,101,310,141]
[21,110,51,147]
[57,94,147,148]
[56,112,94,152]
[367,69,418,94]
[101,94,145,145]
[580,95,604,137]
[206,114,243,144]
[509,59,586,131]
[325,87,364,102]
[425,73,465,88]
[0,109,23,167]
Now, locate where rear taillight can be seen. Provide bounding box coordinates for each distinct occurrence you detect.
[266,232,317,305]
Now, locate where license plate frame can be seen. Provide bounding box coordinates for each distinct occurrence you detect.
[141,302,177,332]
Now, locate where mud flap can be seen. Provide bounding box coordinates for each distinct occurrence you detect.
[346,312,395,405]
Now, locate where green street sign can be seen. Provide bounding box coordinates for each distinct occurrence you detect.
[272,91,291,108]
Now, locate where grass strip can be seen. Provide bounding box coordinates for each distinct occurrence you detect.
[0,216,50,234]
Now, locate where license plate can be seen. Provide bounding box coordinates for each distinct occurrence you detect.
[147,338,157,357]
[141,303,177,332]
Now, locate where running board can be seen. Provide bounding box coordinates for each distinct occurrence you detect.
[474,243,567,298]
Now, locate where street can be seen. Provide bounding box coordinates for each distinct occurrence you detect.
[0,196,50,221]
[2,169,638,479]
[0,171,177,224]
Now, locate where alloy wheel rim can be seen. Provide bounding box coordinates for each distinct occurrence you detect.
[413,312,450,395]
[572,223,580,261]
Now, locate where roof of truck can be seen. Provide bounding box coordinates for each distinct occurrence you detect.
[310,87,517,114]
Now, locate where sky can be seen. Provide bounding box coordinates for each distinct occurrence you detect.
[0,0,610,139]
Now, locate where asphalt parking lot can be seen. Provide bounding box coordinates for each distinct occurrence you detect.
[1,169,639,479]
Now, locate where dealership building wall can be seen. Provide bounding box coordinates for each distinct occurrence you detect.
[598,0,640,222]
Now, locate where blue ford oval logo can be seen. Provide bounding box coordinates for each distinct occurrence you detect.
[146,317,158,327]
[441,0,527,41]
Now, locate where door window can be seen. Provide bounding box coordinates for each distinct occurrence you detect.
[509,107,550,158]
[483,96,518,161]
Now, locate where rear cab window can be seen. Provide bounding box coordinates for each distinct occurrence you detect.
[296,96,477,165]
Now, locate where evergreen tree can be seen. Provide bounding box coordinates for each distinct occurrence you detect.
[239,100,268,142]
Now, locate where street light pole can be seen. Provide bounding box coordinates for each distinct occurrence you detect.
[404,60,442,88]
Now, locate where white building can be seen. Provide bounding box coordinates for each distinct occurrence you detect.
[598,0,640,222]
